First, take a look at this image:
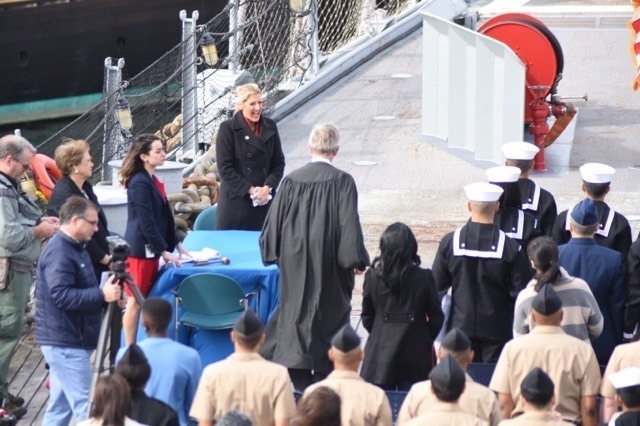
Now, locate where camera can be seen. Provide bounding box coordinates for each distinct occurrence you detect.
[106,235,130,282]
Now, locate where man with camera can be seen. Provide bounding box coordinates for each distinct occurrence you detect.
[35,196,122,425]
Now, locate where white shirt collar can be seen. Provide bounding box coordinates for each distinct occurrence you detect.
[311,155,333,165]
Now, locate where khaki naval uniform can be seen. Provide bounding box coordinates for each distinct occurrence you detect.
[304,370,392,426]
[499,411,573,425]
[601,341,640,399]
[397,373,501,425]
[401,402,487,425]
[489,325,601,424]
[189,352,296,425]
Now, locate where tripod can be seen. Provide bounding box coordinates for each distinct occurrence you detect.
[88,273,145,411]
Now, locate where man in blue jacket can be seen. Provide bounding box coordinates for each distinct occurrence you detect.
[35,196,122,426]
[558,198,625,365]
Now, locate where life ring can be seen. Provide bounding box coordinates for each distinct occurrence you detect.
[29,153,63,200]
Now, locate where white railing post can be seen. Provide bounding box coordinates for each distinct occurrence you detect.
[103,57,125,181]
[180,10,199,160]
[421,11,525,165]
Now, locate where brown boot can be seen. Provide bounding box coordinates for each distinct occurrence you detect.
[7,393,24,407]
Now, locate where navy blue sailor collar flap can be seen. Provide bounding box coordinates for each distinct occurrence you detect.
[520,179,541,211]
[499,208,525,240]
[231,111,276,153]
[564,200,614,238]
[453,222,506,259]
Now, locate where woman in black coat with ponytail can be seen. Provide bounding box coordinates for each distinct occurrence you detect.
[360,222,444,390]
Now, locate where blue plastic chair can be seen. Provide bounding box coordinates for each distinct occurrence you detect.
[174,273,247,335]
[193,205,217,231]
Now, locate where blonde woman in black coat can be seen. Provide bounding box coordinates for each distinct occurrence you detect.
[215,83,285,230]
[360,222,444,390]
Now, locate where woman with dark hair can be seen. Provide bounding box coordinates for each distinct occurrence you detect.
[513,236,603,342]
[486,165,541,251]
[215,83,285,230]
[47,138,111,281]
[78,374,144,426]
[291,386,341,426]
[360,222,444,390]
[120,134,189,345]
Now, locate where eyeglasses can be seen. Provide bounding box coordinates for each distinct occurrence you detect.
[78,216,99,226]
[13,157,30,170]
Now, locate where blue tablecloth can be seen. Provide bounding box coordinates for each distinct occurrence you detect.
[141,230,279,366]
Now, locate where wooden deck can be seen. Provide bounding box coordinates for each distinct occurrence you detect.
[8,323,48,425]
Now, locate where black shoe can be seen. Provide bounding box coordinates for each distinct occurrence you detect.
[7,394,23,408]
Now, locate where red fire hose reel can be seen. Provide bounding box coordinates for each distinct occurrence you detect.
[478,13,573,171]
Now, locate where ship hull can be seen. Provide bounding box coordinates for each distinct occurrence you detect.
[0,0,227,105]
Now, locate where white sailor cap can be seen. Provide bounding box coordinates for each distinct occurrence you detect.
[464,182,503,202]
[580,163,615,184]
[609,367,640,389]
[486,166,521,183]
[501,141,539,160]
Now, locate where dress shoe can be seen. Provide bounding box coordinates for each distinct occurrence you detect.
[7,394,23,407]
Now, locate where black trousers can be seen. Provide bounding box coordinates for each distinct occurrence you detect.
[469,337,508,363]
[288,368,331,392]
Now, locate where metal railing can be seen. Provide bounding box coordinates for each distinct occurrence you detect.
[35,0,420,182]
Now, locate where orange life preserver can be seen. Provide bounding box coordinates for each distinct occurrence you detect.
[29,153,63,201]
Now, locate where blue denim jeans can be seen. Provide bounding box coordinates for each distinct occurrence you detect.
[41,345,93,426]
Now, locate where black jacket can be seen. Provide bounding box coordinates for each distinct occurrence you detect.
[432,222,532,341]
[360,266,443,386]
[47,175,110,278]
[216,112,285,231]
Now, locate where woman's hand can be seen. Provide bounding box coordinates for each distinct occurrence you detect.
[161,251,182,268]
[176,243,191,260]
[250,185,272,206]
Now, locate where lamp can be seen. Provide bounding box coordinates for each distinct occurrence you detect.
[116,94,133,133]
[289,0,306,13]
[200,32,218,67]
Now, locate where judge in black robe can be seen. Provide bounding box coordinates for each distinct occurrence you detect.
[432,182,532,363]
[259,124,370,389]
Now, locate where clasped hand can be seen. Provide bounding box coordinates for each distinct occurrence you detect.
[250,185,271,206]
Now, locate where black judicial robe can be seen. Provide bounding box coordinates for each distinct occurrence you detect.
[130,390,179,426]
[494,206,541,252]
[552,200,633,259]
[517,178,557,236]
[432,222,532,342]
[259,161,370,372]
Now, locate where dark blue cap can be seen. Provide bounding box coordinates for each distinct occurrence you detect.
[570,199,599,226]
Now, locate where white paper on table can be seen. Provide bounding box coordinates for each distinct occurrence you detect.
[180,247,221,263]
